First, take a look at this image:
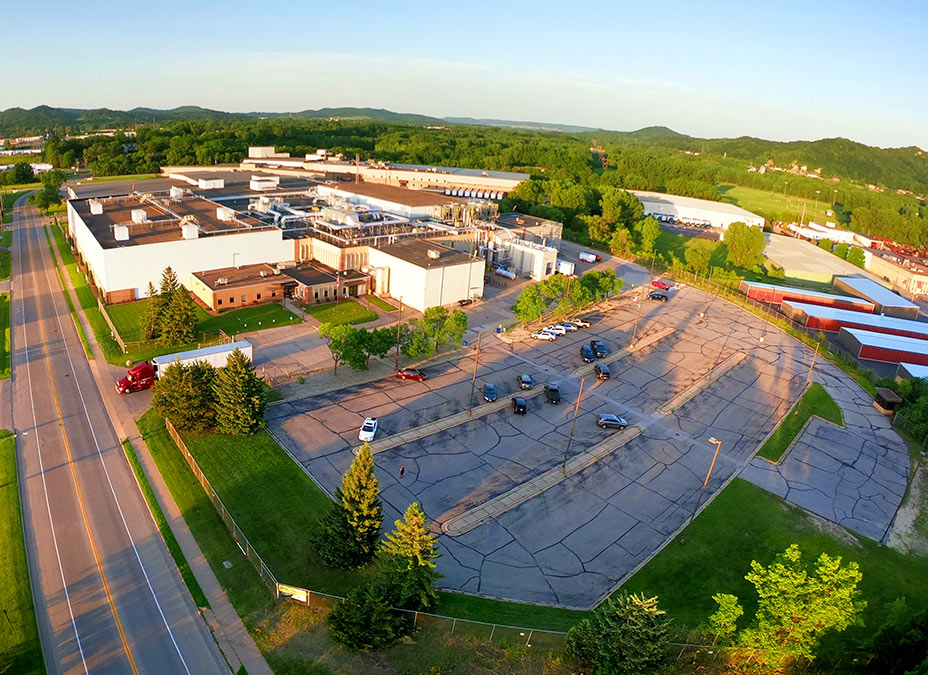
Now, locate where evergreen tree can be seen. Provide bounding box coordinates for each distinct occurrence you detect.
[566,593,670,675]
[159,266,180,300]
[151,361,217,432]
[314,488,362,568]
[341,443,383,564]
[141,282,161,340]
[381,502,442,610]
[159,286,196,346]
[212,348,266,435]
[327,585,405,651]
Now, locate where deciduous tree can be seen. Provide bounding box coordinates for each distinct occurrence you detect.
[684,238,715,275]
[847,246,866,268]
[724,222,766,269]
[635,216,661,257]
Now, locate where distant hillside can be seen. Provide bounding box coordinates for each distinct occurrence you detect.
[444,117,599,133]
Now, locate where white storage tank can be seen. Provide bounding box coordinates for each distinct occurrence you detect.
[131,209,147,224]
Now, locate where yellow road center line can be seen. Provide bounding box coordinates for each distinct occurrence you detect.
[32,216,141,675]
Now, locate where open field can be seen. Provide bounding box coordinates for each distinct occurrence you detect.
[757,381,843,461]
[137,411,577,673]
[304,299,377,325]
[0,430,44,675]
[718,183,843,225]
[1,293,11,378]
[621,478,928,665]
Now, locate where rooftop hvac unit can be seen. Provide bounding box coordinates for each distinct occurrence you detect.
[216,277,229,285]
[198,178,224,190]
[89,200,103,215]
[427,249,441,260]
[113,225,129,241]
[216,206,235,222]
[181,223,199,240]
[260,270,268,278]
[169,186,184,200]
[131,208,147,224]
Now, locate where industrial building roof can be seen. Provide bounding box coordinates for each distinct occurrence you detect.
[840,327,928,355]
[740,281,874,308]
[192,263,284,290]
[629,190,762,219]
[71,195,274,248]
[898,362,928,380]
[376,239,474,268]
[497,212,563,229]
[326,182,466,207]
[834,276,918,310]
[69,178,183,200]
[68,170,315,201]
[386,163,530,181]
[783,301,928,338]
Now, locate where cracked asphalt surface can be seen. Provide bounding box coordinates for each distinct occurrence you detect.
[268,284,908,608]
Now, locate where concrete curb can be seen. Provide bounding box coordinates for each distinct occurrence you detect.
[657,351,747,414]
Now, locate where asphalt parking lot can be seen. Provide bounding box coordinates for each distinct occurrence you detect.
[268,284,822,607]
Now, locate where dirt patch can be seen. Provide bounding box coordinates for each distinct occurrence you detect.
[888,461,928,556]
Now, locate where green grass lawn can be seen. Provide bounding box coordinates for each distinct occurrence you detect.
[1,293,12,378]
[367,295,397,312]
[45,225,93,359]
[756,382,844,462]
[2,190,34,224]
[137,410,576,673]
[0,248,9,280]
[0,430,44,675]
[304,299,377,325]
[1,229,11,247]
[621,478,928,665]
[718,184,841,226]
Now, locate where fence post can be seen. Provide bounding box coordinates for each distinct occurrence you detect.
[451,619,456,636]
[525,630,533,647]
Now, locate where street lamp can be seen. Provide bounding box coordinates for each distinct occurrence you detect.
[783,181,789,197]
[687,437,723,530]
[814,190,821,210]
[832,189,838,207]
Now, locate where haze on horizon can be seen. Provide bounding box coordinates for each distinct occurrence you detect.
[3,0,925,149]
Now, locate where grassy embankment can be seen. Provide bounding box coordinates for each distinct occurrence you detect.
[756,382,843,462]
[45,225,94,359]
[1,293,11,378]
[137,411,575,673]
[303,299,378,325]
[0,430,44,675]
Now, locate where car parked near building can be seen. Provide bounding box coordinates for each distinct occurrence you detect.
[580,344,595,363]
[544,324,567,336]
[590,339,608,358]
[648,291,668,302]
[557,322,579,332]
[396,368,427,381]
[594,364,610,380]
[596,414,628,430]
[511,397,527,414]
[650,279,670,290]
[519,374,534,390]
[544,383,561,403]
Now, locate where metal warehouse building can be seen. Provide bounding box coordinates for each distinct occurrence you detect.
[781,301,928,339]
[629,190,764,229]
[740,280,875,312]
[896,362,928,381]
[840,328,928,366]
[833,276,919,319]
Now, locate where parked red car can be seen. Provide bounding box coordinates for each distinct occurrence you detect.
[396,368,427,381]
[650,279,670,291]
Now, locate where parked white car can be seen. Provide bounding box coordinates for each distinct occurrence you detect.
[544,325,567,336]
[358,417,378,442]
[531,331,557,341]
[557,322,579,332]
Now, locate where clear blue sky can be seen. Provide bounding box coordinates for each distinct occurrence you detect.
[3,0,926,148]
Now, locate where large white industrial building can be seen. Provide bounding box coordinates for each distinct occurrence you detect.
[629,190,765,230]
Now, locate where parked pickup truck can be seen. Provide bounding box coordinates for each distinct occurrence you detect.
[116,339,255,394]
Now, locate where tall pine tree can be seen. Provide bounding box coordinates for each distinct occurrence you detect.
[160,286,196,345]
[313,443,383,568]
[381,502,442,610]
[212,348,266,435]
[142,282,161,340]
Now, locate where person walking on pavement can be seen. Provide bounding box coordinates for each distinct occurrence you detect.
[399,464,405,478]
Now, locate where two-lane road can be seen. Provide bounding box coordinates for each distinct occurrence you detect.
[11,199,227,674]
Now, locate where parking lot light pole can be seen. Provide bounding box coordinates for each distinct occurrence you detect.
[687,437,722,531]
[394,298,403,370]
[467,331,483,416]
[561,377,586,475]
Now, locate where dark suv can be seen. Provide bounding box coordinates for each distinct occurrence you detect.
[483,383,497,402]
[511,397,527,414]
[594,364,610,380]
[580,344,595,363]
[544,383,560,404]
[590,339,608,358]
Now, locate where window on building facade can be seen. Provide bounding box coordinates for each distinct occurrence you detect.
[229,297,234,304]
[241,295,246,302]
[217,298,222,306]
[257,293,262,300]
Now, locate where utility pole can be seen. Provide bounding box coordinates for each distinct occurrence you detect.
[467,331,483,416]
[632,284,645,344]
[687,437,722,530]
[394,298,403,370]
[562,377,586,474]
[806,340,820,386]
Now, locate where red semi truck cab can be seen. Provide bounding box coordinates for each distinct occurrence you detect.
[116,362,155,394]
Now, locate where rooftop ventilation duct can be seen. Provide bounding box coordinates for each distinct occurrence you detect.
[181,223,199,240]
[427,249,441,260]
[169,186,184,200]
[114,225,129,241]
[89,200,103,215]
[131,208,147,224]
[216,206,235,222]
